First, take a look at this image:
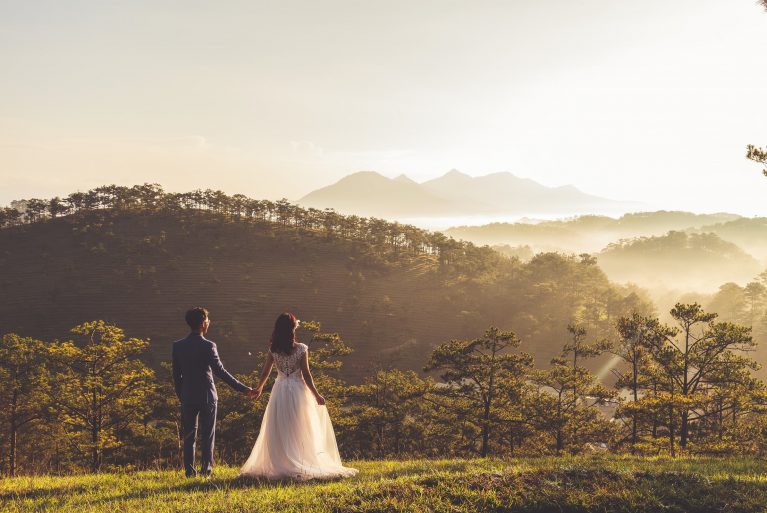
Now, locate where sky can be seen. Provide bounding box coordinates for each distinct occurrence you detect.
[1,0,766,214]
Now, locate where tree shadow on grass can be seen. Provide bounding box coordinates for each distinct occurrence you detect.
[0,484,92,502]
[180,474,325,491]
[104,475,348,506]
[372,460,471,480]
[3,473,353,508]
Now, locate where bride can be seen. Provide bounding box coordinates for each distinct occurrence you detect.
[240,312,358,480]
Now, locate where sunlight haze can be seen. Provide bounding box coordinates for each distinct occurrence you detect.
[1,0,766,214]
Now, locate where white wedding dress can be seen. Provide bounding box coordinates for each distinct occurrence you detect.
[240,343,358,480]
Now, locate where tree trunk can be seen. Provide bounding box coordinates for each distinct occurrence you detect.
[9,422,16,477]
[481,400,490,458]
[669,405,676,458]
[631,417,637,454]
[10,389,18,477]
[481,346,497,458]
[92,424,100,473]
[556,391,564,455]
[680,410,688,449]
[718,399,724,441]
[680,326,690,450]
[631,360,638,454]
[651,382,658,439]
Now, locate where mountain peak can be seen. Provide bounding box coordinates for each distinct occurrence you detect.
[443,169,470,179]
[419,169,472,187]
[394,174,417,184]
[298,170,456,217]
[342,170,388,182]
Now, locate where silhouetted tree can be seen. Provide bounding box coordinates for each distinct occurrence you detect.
[47,197,69,218]
[24,198,47,223]
[747,144,767,176]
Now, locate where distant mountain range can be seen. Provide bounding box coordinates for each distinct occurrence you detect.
[298,170,630,218]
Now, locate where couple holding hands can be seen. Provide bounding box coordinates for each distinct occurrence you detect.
[172,307,357,481]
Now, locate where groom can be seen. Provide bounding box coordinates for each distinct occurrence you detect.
[172,307,256,477]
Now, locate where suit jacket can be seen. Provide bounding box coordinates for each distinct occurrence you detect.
[172,333,248,405]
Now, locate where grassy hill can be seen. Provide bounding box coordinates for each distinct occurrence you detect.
[3,457,767,512]
[0,208,646,381]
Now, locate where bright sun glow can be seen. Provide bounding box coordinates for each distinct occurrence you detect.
[1,1,766,214]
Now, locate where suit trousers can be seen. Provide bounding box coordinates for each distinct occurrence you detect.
[181,401,217,477]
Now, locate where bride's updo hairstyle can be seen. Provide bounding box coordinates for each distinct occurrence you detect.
[270,312,298,355]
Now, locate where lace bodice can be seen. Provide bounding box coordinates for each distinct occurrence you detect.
[272,343,307,378]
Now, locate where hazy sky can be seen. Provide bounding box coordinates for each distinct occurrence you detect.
[1,0,766,214]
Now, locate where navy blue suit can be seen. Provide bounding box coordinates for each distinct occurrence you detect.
[172,333,248,476]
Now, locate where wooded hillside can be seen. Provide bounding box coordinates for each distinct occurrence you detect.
[0,184,649,381]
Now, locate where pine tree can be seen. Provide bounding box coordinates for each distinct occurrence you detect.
[528,325,616,454]
[0,334,51,476]
[49,321,155,472]
[425,327,532,457]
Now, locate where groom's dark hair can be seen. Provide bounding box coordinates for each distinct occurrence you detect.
[185,307,209,330]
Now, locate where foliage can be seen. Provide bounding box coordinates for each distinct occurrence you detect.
[747,144,767,176]
[344,369,433,458]
[48,321,156,472]
[526,325,617,454]
[708,273,767,346]
[0,334,51,476]
[0,183,657,387]
[611,314,675,453]
[598,230,761,290]
[424,327,533,457]
[1,306,767,475]
[0,184,497,279]
[214,370,267,465]
[612,305,765,457]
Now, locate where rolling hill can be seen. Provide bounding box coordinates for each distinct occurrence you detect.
[445,211,747,255]
[0,200,648,382]
[446,212,767,295]
[596,231,763,292]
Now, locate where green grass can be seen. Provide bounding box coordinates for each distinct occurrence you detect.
[3,457,767,513]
